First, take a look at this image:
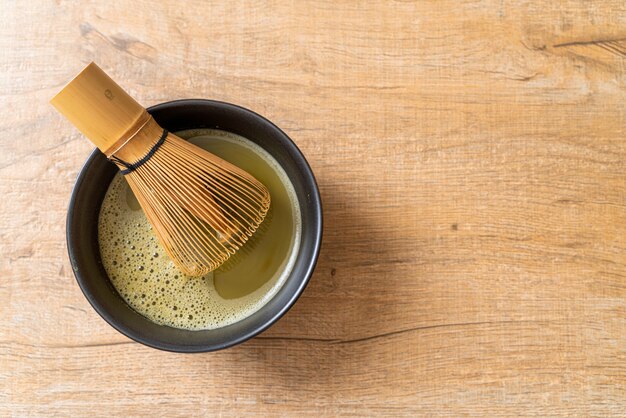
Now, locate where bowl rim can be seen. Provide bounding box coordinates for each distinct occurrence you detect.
[66,99,323,352]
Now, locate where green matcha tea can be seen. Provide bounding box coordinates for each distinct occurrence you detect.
[98,129,301,330]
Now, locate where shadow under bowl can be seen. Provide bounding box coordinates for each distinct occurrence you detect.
[67,99,322,353]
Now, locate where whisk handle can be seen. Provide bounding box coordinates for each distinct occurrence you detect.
[50,62,148,154]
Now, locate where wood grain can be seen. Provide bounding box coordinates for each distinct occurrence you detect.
[1,1,624,416]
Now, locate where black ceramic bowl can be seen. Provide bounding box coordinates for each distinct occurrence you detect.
[67,99,322,352]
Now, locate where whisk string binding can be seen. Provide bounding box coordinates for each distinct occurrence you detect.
[109,128,169,175]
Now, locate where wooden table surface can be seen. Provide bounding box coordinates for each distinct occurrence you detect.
[1,1,625,416]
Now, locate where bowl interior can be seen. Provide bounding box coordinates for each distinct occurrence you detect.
[67,100,322,352]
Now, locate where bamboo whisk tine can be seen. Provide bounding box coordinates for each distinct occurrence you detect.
[51,62,270,276]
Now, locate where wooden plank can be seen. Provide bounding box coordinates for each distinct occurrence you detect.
[0,0,624,416]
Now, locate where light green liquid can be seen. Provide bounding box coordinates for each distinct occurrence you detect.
[98,129,301,330]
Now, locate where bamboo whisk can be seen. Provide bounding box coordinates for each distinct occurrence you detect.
[51,62,270,276]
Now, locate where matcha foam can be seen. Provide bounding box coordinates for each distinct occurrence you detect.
[98,129,301,330]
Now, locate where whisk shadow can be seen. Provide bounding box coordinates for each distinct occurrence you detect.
[221,181,408,392]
